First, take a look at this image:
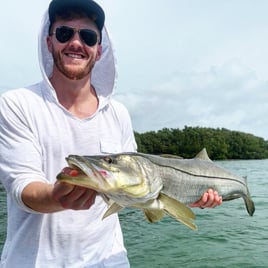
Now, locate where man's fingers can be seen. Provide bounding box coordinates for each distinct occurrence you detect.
[52,182,97,210]
[190,189,222,208]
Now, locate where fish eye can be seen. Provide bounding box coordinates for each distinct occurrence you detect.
[103,156,113,164]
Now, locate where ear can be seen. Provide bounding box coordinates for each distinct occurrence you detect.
[95,45,102,61]
[46,36,53,53]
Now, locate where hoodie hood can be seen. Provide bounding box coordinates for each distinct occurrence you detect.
[38,11,117,108]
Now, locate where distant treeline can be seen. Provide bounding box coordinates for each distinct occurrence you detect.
[134,126,268,160]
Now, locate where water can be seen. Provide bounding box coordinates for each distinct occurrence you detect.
[0,160,267,267]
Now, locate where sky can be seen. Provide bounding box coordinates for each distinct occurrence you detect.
[1,1,268,140]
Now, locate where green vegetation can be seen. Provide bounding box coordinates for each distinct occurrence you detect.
[134,126,268,160]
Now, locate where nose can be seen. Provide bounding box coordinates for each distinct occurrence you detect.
[69,31,83,46]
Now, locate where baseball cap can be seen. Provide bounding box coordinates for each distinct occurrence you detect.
[48,0,105,34]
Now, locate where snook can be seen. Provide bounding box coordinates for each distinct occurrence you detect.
[57,149,255,230]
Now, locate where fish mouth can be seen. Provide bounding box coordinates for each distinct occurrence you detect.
[56,155,118,191]
[60,166,86,177]
[56,165,99,189]
[57,155,129,193]
[66,155,99,177]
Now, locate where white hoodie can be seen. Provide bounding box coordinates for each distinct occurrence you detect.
[0,10,137,268]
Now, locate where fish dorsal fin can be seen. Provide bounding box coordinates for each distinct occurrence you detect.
[158,193,197,231]
[102,202,124,220]
[194,148,212,161]
[143,209,165,223]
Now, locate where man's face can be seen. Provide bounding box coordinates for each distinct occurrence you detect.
[47,18,102,80]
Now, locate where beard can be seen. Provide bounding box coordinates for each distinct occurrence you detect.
[51,46,96,80]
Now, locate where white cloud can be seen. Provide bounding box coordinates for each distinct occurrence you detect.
[115,59,268,139]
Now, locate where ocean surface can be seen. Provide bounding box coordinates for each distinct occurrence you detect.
[0,159,267,267]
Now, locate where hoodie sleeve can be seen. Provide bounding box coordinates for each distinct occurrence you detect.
[0,91,48,213]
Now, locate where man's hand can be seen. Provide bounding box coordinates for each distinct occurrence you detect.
[52,181,97,210]
[190,189,222,208]
[22,181,97,213]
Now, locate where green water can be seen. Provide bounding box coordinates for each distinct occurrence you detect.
[1,160,267,267]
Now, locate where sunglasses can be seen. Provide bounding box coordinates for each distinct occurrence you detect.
[51,26,98,47]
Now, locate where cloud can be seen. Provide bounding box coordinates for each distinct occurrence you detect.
[115,59,268,139]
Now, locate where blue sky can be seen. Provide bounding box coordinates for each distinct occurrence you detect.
[1,1,268,140]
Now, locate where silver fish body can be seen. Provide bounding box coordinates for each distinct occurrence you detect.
[134,152,254,216]
[57,148,255,230]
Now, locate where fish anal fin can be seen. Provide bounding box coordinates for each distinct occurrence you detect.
[143,209,165,223]
[159,193,197,231]
[166,210,197,231]
[102,202,124,220]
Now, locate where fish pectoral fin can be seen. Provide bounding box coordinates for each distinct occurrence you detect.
[143,209,165,223]
[159,193,197,231]
[102,202,124,220]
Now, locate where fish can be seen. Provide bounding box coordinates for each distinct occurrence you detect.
[57,148,255,230]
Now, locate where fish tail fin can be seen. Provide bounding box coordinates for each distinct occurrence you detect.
[143,209,165,223]
[244,196,255,216]
[243,176,255,216]
[159,193,197,231]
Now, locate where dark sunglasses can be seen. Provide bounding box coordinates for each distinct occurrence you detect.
[50,26,98,47]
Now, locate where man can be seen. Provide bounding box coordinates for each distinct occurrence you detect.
[0,0,222,267]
